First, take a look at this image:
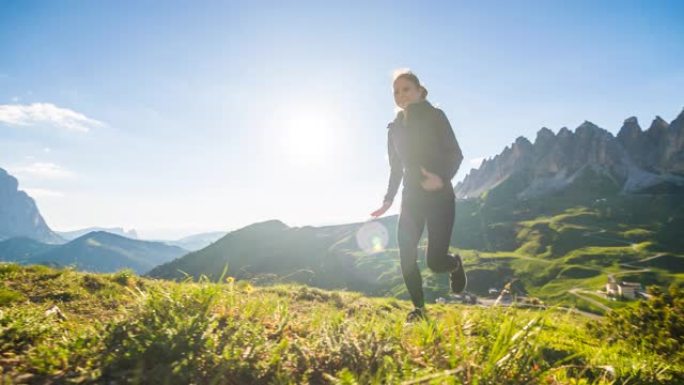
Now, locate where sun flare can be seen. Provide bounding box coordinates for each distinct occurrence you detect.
[279,105,337,167]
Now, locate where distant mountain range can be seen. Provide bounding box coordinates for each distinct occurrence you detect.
[0,166,227,271]
[56,227,139,241]
[0,231,187,274]
[55,227,226,251]
[454,108,684,199]
[153,231,228,251]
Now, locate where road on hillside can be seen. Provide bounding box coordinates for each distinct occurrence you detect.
[476,296,603,320]
[568,288,612,313]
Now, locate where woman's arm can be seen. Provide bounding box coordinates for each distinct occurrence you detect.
[383,127,403,204]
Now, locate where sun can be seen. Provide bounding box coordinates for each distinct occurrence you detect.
[280,106,336,167]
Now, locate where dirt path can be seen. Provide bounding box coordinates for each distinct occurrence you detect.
[569,288,612,313]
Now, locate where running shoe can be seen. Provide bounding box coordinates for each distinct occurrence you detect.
[405,307,427,323]
[449,253,467,294]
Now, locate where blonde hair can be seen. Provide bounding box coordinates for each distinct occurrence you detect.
[392,68,428,99]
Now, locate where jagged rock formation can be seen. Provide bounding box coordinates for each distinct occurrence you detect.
[455,108,684,199]
[0,168,63,243]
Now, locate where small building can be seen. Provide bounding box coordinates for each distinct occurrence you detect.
[606,278,642,300]
[605,281,619,296]
[618,281,642,300]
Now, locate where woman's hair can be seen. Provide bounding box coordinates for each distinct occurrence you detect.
[392,69,428,99]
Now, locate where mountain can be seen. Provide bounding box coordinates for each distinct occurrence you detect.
[1,231,188,274]
[454,108,684,200]
[147,219,338,281]
[56,226,139,241]
[158,231,228,251]
[146,217,403,295]
[58,229,227,251]
[0,167,64,243]
[0,236,57,263]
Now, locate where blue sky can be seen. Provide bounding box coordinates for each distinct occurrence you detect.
[1,1,683,239]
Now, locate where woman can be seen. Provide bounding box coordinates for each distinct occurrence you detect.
[370,70,466,322]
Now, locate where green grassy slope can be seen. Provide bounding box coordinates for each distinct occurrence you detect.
[1,263,682,384]
[449,189,684,313]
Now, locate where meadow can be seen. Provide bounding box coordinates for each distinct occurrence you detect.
[1,263,682,384]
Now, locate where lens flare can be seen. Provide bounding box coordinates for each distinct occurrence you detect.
[355,221,389,255]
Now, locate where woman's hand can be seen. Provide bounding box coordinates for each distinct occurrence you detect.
[420,167,444,191]
[370,200,393,218]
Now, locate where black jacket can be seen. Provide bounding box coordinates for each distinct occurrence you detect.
[383,99,463,203]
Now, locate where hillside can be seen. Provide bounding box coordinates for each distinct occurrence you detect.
[147,190,684,315]
[0,236,57,263]
[1,263,682,384]
[450,188,684,311]
[0,231,187,274]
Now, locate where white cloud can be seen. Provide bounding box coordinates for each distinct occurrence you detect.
[22,187,65,198]
[7,162,75,179]
[0,102,104,132]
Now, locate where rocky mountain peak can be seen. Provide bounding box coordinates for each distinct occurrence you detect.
[0,168,63,243]
[0,168,19,193]
[534,127,556,146]
[617,116,642,140]
[648,116,669,132]
[624,116,639,125]
[557,127,571,138]
[455,107,684,200]
[670,107,684,134]
[514,135,533,148]
[576,121,602,135]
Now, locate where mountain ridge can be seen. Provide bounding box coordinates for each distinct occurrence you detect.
[454,107,684,200]
[0,230,187,274]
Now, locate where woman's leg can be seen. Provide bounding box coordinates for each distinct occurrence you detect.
[397,195,427,308]
[425,192,459,273]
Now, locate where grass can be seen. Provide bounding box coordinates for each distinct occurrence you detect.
[1,262,682,384]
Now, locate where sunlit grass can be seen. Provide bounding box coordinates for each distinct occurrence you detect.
[1,263,682,384]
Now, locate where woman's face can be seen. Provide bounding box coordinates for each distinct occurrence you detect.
[393,77,422,110]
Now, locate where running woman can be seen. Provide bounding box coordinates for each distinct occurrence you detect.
[370,69,466,322]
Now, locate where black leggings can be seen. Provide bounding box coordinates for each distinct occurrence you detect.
[397,187,458,308]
